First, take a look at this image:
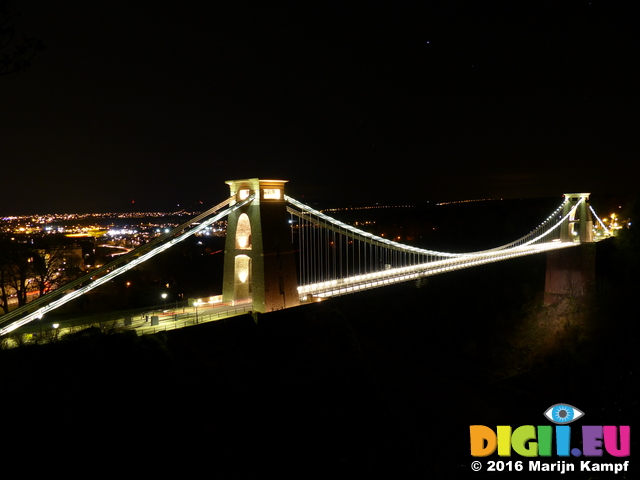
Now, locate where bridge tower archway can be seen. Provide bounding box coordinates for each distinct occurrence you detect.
[222,178,300,312]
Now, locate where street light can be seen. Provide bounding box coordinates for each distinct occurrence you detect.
[192,299,200,324]
[161,293,168,312]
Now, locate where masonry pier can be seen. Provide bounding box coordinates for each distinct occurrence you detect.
[544,193,595,305]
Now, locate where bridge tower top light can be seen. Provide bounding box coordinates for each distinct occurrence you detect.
[225,178,289,203]
[563,193,590,201]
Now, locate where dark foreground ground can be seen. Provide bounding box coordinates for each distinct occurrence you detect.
[1,236,638,478]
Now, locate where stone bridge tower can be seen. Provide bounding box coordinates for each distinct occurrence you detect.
[557,193,594,243]
[544,193,595,305]
[222,178,300,312]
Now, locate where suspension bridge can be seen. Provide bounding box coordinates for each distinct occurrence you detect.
[0,178,612,336]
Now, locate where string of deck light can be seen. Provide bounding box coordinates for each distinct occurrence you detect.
[299,241,577,298]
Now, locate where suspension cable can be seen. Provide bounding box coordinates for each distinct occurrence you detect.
[286,195,574,257]
[590,206,612,235]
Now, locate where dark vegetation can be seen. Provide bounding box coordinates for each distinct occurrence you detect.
[0,0,44,75]
[0,235,84,314]
[1,197,637,477]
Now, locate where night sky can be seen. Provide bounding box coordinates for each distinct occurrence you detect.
[1,1,638,214]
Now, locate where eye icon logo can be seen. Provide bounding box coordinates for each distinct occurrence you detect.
[544,403,584,424]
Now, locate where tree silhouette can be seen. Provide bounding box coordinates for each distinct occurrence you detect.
[0,239,83,315]
[0,0,43,75]
[0,241,33,313]
[31,243,84,297]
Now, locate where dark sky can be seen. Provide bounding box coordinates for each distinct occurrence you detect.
[1,1,638,214]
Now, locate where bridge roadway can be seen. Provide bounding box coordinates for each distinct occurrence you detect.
[299,240,578,299]
[9,300,255,345]
[132,299,253,335]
